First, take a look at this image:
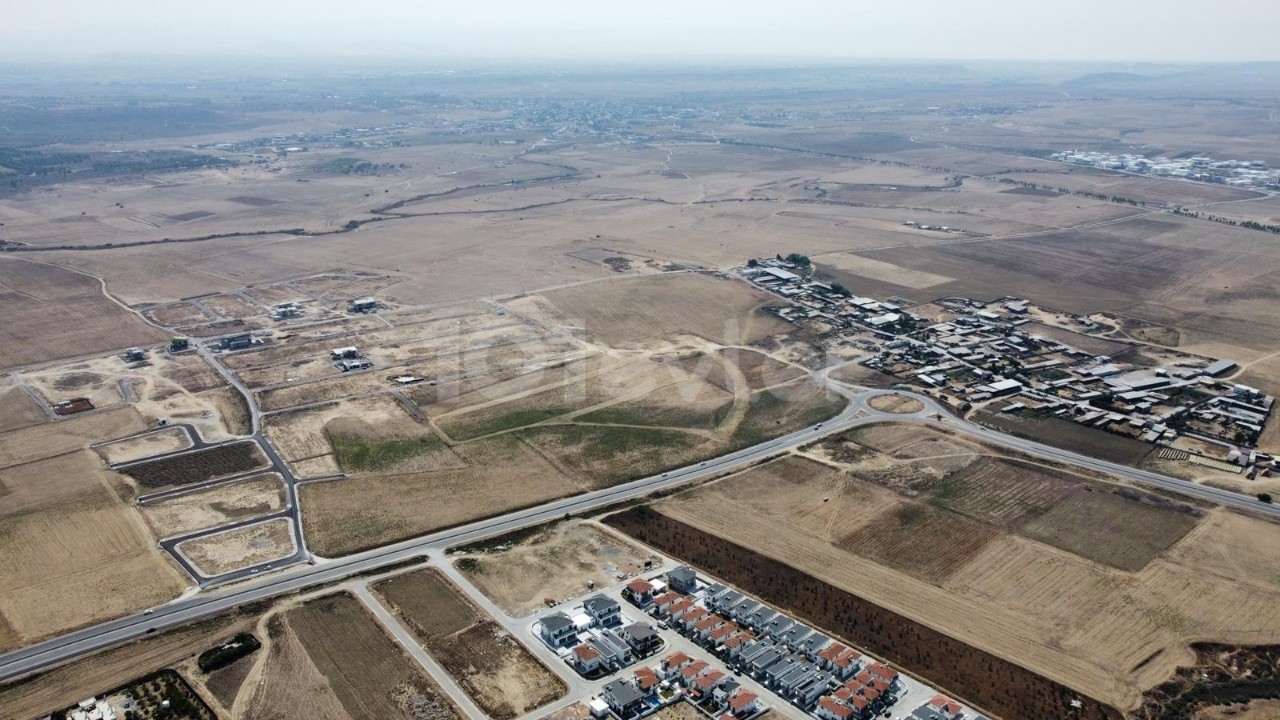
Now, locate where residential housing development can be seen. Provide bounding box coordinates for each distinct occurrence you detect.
[544,565,990,720]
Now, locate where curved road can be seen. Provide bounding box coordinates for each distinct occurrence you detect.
[1,387,1276,683]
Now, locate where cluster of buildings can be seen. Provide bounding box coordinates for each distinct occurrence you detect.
[742,260,915,334]
[740,259,1276,471]
[538,593,663,679]
[1052,150,1280,189]
[329,346,373,372]
[605,567,986,720]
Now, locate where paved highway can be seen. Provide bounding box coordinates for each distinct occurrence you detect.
[2,387,1277,683]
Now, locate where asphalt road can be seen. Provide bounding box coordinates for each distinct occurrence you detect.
[2,387,1277,683]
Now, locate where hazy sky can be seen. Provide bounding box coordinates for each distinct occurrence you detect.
[3,0,1277,64]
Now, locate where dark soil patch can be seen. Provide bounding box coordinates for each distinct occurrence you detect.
[120,441,268,489]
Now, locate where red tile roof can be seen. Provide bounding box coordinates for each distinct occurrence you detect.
[818,696,854,718]
[626,578,654,594]
[634,667,661,690]
[663,651,691,667]
[728,690,758,712]
[930,695,962,715]
[695,670,726,689]
[573,644,600,662]
[680,659,710,678]
[819,642,850,662]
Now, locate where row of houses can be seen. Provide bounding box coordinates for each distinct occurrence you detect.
[593,651,765,720]
[629,568,906,720]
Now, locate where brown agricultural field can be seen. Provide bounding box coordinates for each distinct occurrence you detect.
[974,408,1155,466]
[648,439,1280,711]
[453,520,659,616]
[300,432,582,557]
[839,503,999,584]
[1021,489,1201,572]
[283,593,462,720]
[177,519,295,576]
[138,473,287,538]
[119,440,269,490]
[374,568,566,719]
[240,613,352,720]
[0,258,167,370]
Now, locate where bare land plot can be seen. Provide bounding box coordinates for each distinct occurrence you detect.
[722,347,806,389]
[0,258,167,370]
[285,593,462,720]
[454,521,658,616]
[649,441,1276,710]
[374,568,566,719]
[177,518,295,576]
[119,440,269,490]
[300,434,582,557]
[1022,321,1131,356]
[534,273,790,347]
[139,473,287,538]
[95,427,193,465]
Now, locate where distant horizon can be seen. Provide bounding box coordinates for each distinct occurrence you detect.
[4,0,1277,66]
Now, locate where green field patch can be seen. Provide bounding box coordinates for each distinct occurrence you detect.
[328,432,446,472]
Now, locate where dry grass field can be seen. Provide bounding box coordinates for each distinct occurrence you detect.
[0,412,186,653]
[177,519,295,576]
[652,430,1280,711]
[0,383,48,433]
[454,521,658,616]
[374,568,566,719]
[280,593,462,720]
[530,273,790,347]
[138,473,287,539]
